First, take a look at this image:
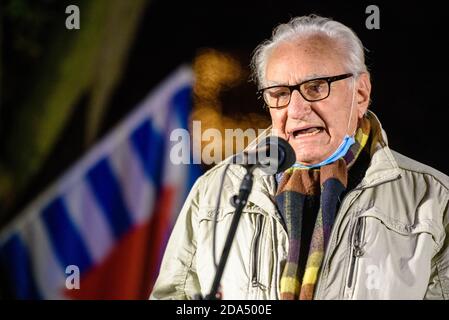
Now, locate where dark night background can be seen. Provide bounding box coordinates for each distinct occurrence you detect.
[1,0,448,226]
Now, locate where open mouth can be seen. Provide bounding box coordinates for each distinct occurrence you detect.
[291,127,324,139]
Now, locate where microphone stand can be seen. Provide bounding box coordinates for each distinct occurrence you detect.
[205,165,255,300]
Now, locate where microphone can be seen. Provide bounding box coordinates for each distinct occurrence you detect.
[233,136,296,174]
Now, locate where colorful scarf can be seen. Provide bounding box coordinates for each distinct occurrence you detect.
[276,117,371,300]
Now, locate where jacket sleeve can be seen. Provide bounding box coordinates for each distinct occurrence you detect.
[425,197,449,300]
[149,176,203,300]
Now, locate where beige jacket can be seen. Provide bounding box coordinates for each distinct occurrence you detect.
[150,112,449,300]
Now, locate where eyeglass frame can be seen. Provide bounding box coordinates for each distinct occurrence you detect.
[257,73,354,109]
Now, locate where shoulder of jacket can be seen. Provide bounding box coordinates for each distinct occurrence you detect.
[390,150,449,192]
[194,157,245,187]
[198,159,231,181]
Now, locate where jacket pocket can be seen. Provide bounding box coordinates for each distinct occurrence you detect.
[250,214,267,291]
[344,206,438,299]
[346,215,366,290]
[196,206,268,299]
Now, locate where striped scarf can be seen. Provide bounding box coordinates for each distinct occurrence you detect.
[276,117,371,300]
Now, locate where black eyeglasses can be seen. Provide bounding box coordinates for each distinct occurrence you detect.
[258,73,353,109]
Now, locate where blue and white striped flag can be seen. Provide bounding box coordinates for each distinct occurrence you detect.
[0,66,202,299]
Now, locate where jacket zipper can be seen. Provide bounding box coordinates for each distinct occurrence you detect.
[347,216,365,289]
[251,214,266,290]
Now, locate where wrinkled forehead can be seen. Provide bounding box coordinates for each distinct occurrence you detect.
[276,33,344,60]
[265,35,347,84]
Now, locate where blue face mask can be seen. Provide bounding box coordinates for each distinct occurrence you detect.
[291,134,355,169]
[291,77,357,169]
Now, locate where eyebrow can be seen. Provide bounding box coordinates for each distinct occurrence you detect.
[264,73,327,87]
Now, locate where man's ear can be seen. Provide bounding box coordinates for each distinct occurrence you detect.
[356,72,371,118]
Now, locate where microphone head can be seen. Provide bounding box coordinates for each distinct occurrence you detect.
[254,136,296,174]
[273,136,297,173]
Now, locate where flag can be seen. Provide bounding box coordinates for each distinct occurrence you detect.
[0,66,202,299]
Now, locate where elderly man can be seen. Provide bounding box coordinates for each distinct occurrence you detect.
[151,15,449,300]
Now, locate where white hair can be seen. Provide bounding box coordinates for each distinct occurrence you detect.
[250,14,369,88]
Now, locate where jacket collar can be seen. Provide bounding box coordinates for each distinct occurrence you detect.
[359,110,402,188]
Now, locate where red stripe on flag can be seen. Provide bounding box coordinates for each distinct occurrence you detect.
[63,186,175,299]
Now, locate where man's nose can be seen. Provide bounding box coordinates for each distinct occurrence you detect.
[287,89,312,119]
